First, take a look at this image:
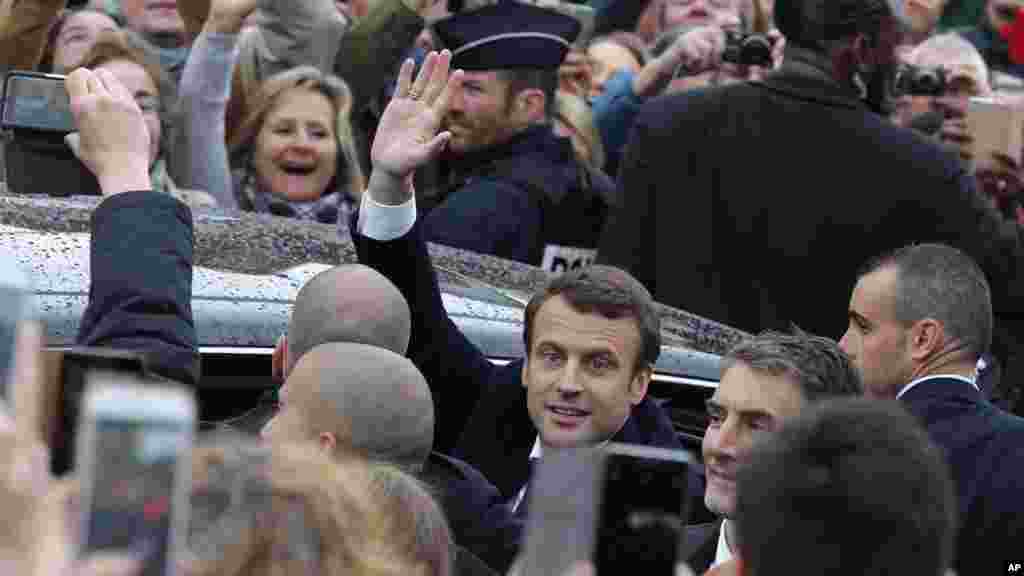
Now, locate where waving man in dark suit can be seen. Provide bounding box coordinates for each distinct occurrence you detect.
[345,48,682,511]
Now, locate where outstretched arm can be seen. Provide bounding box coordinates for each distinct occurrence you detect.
[348,52,496,452]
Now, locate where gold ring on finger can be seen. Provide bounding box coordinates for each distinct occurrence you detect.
[408,89,421,101]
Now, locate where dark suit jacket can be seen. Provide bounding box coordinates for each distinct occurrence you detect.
[597,55,1024,410]
[422,126,611,267]
[352,220,682,500]
[421,452,522,574]
[900,377,1024,576]
[684,519,721,575]
[77,191,200,387]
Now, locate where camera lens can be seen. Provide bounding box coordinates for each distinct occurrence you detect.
[741,35,774,67]
[916,70,943,95]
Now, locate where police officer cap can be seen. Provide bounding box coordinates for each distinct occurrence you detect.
[434,1,581,71]
[775,0,909,48]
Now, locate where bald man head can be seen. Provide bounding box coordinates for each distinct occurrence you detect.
[262,342,435,471]
[284,265,412,376]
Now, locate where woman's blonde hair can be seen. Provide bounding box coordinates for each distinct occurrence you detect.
[367,463,453,576]
[228,64,366,199]
[554,91,606,171]
[187,440,429,576]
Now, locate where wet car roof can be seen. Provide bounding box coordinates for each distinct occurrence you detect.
[0,193,748,382]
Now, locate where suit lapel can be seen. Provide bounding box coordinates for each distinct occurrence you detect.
[455,361,536,499]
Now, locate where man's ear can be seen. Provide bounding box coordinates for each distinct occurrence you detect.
[272,334,289,383]
[909,318,945,362]
[317,432,337,454]
[513,88,547,124]
[629,365,652,405]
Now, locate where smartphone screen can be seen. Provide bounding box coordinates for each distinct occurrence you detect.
[594,444,693,576]
[1,73,75,134]
[79,379,194,576]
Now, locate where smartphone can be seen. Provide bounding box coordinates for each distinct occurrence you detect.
[594,443,694,576]
[50,348,151,476]
[0,70,101,196]
[76,374,195,576]
[1,71,75,134]
[965,97,1024,172]
[519,443,695,576]
[0,258,30,403]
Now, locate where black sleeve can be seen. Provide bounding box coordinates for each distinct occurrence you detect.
[422,179,542,266]
[351,216,499,453]
[596,101,663,294]
[77,191,200,387]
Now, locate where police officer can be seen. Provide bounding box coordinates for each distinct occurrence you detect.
[596,0,1024,411]
[417,1,613,271]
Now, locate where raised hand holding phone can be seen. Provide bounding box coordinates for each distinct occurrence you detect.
[65,68,151,196]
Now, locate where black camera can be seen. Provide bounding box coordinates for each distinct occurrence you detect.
[0,70,100,197]
[893,64,948,97]
[722,30,775,68]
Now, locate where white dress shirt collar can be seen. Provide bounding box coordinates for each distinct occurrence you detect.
[713,519,735,568]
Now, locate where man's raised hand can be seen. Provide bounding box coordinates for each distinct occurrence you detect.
[65,68,152,196]
[368,50,463,204]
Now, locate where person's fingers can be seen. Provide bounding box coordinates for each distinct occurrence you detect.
[991,151,1021,171]
[410,51,438,99]
[94,68,132,106]
[84,70,109,99]
[424,49,452,104]
[433,69,464,117]
[65,68,92,103]
[395,58,415,99]
[10,322,42,443]
[74,552,142,576]
[933,96,967,119]
[424,130,452,158]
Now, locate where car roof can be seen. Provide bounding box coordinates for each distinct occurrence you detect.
[0,194,747,383]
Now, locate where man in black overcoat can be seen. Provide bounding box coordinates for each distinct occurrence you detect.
[596,0,1024,412]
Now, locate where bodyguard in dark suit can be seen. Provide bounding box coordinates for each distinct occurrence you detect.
[348,48,682,507]
[596,0,1024,410]
[840,243,1024,576]
[419,2,613,272]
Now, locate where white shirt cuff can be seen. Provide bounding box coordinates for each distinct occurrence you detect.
[356,189,417,241]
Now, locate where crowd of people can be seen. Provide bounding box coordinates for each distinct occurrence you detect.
[1,0,1024,574]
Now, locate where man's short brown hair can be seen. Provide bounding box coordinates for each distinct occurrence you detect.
[523,265,661,372]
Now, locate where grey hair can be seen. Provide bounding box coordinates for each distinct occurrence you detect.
[907,33,991,89]
[368,464,453,576]
[858,244,993,362]
[721,331,863,402]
